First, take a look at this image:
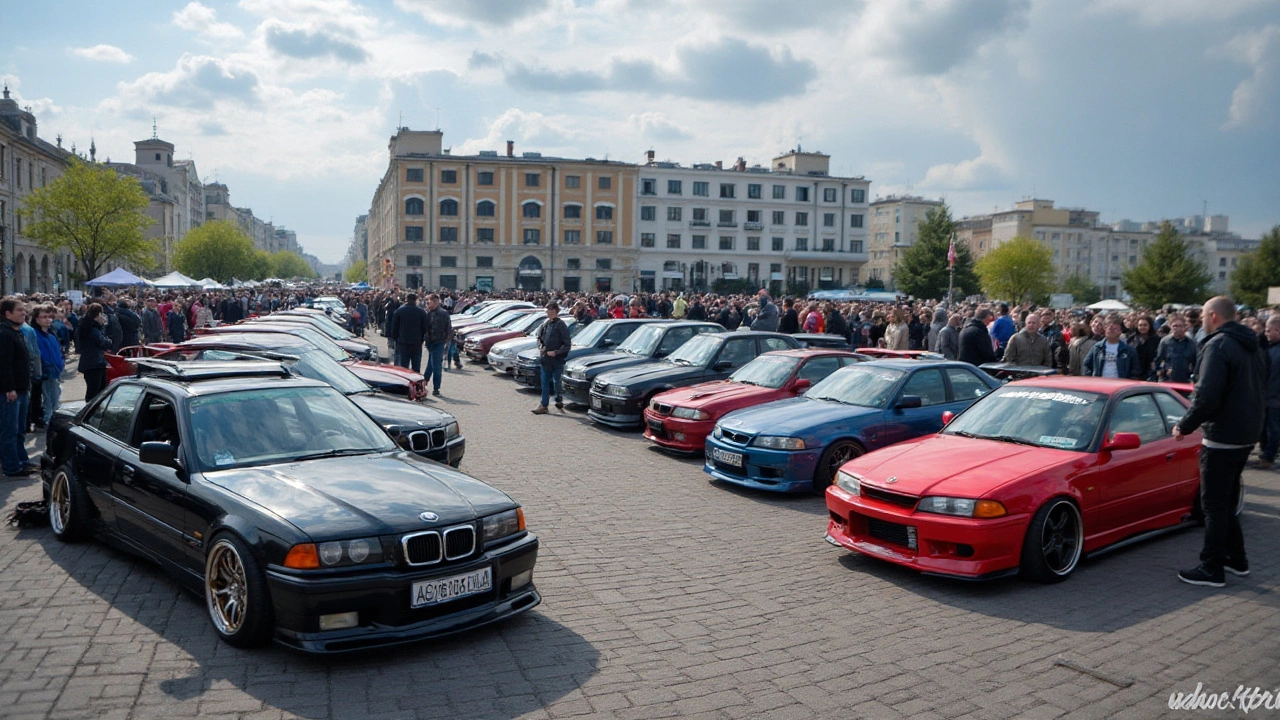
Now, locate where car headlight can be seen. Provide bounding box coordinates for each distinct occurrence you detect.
[284,537,384,568]
[496,348,513,357]
[607,385,632,398]
[445,421,460,439]
[566,368,585,380]
[835,470,861,495]
[712,426,724,439]
[753,435,806,450]
[671,407,710,420]
[917,496,1007,518]
[482,508,526,544]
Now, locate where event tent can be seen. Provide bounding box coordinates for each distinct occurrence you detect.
[198,278,227,290]
[85,268,149,287]
[151,271,202,288]
[1087,299,1131,312]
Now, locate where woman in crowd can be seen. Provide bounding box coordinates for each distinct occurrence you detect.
[883,307,910,350]
[77,303,113,401]
[1128,314,1160,380]
[1067,320,1095,376]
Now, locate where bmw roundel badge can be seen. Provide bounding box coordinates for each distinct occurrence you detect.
[419,511,439,522]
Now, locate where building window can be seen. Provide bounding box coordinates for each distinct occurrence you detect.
[747,210,761,223]
[476,228,494,243]
[668,180,682,195]
[692,208,708,223]
[439,227,459,243]
[406,168,423,182]
[719,236,734,251]
[596,277,613,292]
[667,234,681,249]
[406,273,423,289]
[564,204,582,219]
[564,277,581,292]
[406,255,423,267]
[524,229,541,244]
[477,256,494,267]
[772,237,784,251]
[641,233,655,247]
[747,237,760,251]
[640,206,656,221]
[598,176,612,190]
[567,258,581,270]
[523,202,541,219]
[795,212,808,226]
[772,210,785,225]
[476,200,495,217]
[770,263,782,274]
[772,185,785,199]
[477,171,494,185]
[405,197,424,215]
[525,173,540,187]
[439,274,457,289]
[824,213,835,227]
[795,238,808,251]
[1219,257,1227,267]
[405,226,424,242]
[692,235,707,250]
[439,199,459,216]
[595,205,613,220]
[693,181,709,197]
[851,188,865,203]
[850,214,863,228]
[822,238,835,251]
[440,256,458,267]
[641,178,656,195]
[823,188,837,202]
[719,209,735,225]
[596,258,612,270]
[565,175,580,188]
[719,183,735,199]
[667,206,682,221]
[564,230,581,244]
[747,184,761,199]
[796,186,810,202]
[596,230,614,244]
[441,169,457,183]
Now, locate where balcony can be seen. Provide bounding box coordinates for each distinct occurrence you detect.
[716,221,738,228]
[744,221,764,231]
[690,220,711,227]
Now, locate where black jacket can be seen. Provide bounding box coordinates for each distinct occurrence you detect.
[0,321,30,393]
[104,307,123,351]
[537,317,572,367]
[117,307,142,348]
[1178,321,1267,446]
[779,308,799,334]
[958,319,997,366]
[140,307,164,343]
[388,303,429,346]
[425,306,452,345]
[76,321,113,372]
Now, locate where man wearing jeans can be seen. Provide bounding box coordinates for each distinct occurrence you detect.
[424,294,451,397]
[1173,296,1267,587]
[0,298,33,478]
[532,302,570,415]
[387,294,427,372]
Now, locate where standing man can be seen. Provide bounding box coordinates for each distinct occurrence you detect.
[140,297,164,345]
[1001,311,1053,367]
[532,301,571,415]
[1259,316,1280,470]
[423,294,451,397]
[1173,297,1267,587]
[388,293,428,373]
[990,302,1016,356]
[751,290,779,332]
[672,293,687,319]
[958,308,997,366]
[1155,315,1197,383]
[778,298,799,334]
[1083,315,1140,378]
[937,313,963,360]
[0,298,33,477]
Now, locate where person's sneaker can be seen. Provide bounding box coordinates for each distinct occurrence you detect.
[4,468,34,478]
[432,389,442,397]
[1256,459,1273,470]
[1224,558,1250,577]
[531,405,548,415]
[555,400,564,410]
[1178,566,1225,587]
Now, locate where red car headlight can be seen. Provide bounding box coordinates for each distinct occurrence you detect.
[917,497,1007,518]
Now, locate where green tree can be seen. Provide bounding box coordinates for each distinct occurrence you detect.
[174,220,258,283]
[1122,222,1213,308]
[975,237,1056,304]
[1059,272,1102,305]
[1231,226,1280,308]
[269,250,315,279]
[892,204,978,300]
[344,260,368,283]
[16,159,157,282]
[248,251,273,281]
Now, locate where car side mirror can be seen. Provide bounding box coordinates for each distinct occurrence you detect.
[792,378,811,393]
[713,361,734,371]
[941,410,955,425]
[139,441,180,469]
[896,395,923,410]
[1103,432,1141,451]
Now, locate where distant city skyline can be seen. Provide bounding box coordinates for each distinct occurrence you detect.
[4,0,1278,264]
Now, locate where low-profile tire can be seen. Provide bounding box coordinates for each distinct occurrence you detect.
[1020,498,1083,583]
[205,533,273,648]
[813,440,864,494]
[48,465,90,542]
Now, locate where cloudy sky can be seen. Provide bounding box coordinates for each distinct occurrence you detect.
[4,0,1278,263]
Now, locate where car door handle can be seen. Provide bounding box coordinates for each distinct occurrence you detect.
[74,443,86,456]
[120,465,136,485]
[1166,452,1176,462]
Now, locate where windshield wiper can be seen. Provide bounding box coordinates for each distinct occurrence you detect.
[289,448,378,462]
[979,434,1042,447]
[736,380,760,386]
[670,358,694,366]
[948,430,978,438]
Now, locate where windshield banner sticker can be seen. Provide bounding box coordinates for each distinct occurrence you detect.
[1038,436,1078,449]
[1003,391,1090,405]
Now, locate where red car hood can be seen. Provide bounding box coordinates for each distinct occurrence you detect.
[655,381,784,411]
[345,360,424,382]
[845,434,1075,499]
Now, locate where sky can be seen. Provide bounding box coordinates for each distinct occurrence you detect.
[4,0,1279,264]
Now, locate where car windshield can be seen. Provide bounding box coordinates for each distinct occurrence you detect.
[944,387,1106,450]
[477,304,522,322]
[617,325,665,356]
[572,321,612,348]
[729,355,801,388]
[248,326,348,361]
[187,386,394,471]
[510,313,547,333]
[289,314,357,340]
[490,310,530,326]
[665,334,722,366]
[806,366,905,407]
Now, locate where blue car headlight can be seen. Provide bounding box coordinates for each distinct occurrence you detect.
[753,435,806,450]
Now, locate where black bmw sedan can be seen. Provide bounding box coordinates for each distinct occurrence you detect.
[587,331,802,428]
[514,318,667,389]
[560,322,723,406]
[42,362,538,653]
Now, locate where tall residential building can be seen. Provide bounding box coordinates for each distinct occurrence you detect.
[204,182,291,253]
[367,129,638,292]
[345,214,368,273]
[106,130,207,272]
[865,196,941,289]
[0,85,75,294]
[634,150,870,294]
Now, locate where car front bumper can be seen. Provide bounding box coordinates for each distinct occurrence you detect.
[514,362,541,386]
[702,437,819,493]
[586,391,645,428]
[562,377,592,405]
[642,411,713,453]
[824,485,1026,579]
[266,532,540,653]
[488,352,518,374]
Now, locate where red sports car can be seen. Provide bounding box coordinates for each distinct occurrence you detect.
[644,349,862,453]
[825,376,1225,583]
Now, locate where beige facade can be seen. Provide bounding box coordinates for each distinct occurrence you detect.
[204,182,298,254]
[865,196,942,289]
[368,129,638,292]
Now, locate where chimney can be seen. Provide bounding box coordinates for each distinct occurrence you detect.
[735,157,746,171]
[715,160,722,169]
[507,140,514,157]
[646,149,655,164]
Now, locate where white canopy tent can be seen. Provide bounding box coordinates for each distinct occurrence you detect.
[1087,299,1131,312]
[198,278,227,290]
[151,271,202,289]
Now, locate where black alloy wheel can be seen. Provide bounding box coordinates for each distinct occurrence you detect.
[814,440,864,494]
[1021,499,1083,583]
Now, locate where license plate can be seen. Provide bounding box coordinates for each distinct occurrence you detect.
[411,567,492,608]
[647,419,664,432]
[711,447,743,467]
[591,397,603,409]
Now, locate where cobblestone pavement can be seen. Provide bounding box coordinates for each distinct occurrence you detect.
[2,340,1278,719]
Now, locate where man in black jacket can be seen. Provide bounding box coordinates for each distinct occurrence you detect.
[387,293,428,372]
[532,301,571,414]
[1173,296,1267,587]
[116,299,142,348]
[778,298,799,334]
[0,298,34,477]
[957,309,997,366]
[423,294,451,397]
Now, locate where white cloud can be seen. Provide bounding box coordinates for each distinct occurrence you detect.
[112,55,261,110]
[173,2,245,40]
[857,0,1031,76]
[456,108,582,156]
[1216,25,1280,129]
[1088,0,1274,26]
[628,112,691,142]
[70,44,134,63]
[394,0,552,28]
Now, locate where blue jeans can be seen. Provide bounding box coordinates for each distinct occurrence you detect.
[448,340,460,365]
[41,378,61,426]
[425,342,446,392]
[396,343,422,373]
[1,392,30,475]
[1261,407,1280,463]
[540,362,564,407]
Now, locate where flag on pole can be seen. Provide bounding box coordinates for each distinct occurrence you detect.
[947,238,957,266]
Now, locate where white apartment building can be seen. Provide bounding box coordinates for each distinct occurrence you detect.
[865,195,943,289]
[634,150,870,295]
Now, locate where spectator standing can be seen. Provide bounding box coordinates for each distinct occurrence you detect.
[1155,315,1197,383]
[141,298,164,344]
[0,297,33,477]
[1083,315,1140,378]
[1173,297,1267,587]
[382,294,402,356]
[751,291,779,332]
[907,312,926,350]
[778,298,799,334]
[686,298,707,321]
[1002,312,1053,367]
[927,307,948,352]
[19,307,41,432]
[1068,318,1102,376]
[388,293,428,372]
[531,302,572,415]
[958,308,997,366]
[78,303,113,401]
[883,308,909,350]
[424,293,451,397]
[166,302,187,344]
[825,304,848,345]
[33,304,63,428]
[117,299,142,348]
[937,313,962,360]
[103,301,123,351]
[672,294,687,319]
[1128,315,1160,380]
[1257,316,1280,470]
[990,303,1016,355]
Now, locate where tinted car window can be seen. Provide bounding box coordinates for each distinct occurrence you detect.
[902,369,947,406]
[1153,392,1187,432]
[95,385,144,443]
[716,338,755,369]
[658,327,698,356]
[797,356,843,385]
[761,336,793,352]
[134,394,180,450]
[946,367,991,401]
[602,323,635,345]
[1110,394,1167,444]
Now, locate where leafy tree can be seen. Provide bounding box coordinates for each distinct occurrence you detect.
[975,237,1056,304]
[1122,222,1213,308]
[344,260,368,283]
[248,251,273,281]
[1059,272,1102,305]
[16,159,157,281]
[174,220,258,283]
[892,204,978,300]
[1231,226,1280,308]
[269,251,315,279]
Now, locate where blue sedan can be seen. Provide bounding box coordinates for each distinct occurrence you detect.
[703,360,1000,493]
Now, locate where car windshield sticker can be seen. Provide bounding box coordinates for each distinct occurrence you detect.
[213,450,235,465]
[1002,390,1090,405]
[1038,436,1078,449]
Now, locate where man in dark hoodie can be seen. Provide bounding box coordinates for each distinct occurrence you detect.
[1173,296,1267,588]
[778,297,799,334]
[0,297,33,477]
[116,298,142,348]
[927,307,948,352]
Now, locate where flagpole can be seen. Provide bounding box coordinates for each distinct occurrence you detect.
[946,232,956,305]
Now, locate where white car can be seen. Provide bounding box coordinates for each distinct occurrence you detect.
[487,317,579,373]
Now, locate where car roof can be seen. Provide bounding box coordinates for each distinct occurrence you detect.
[856,358,976,370]
[1003,375,1167,396]
[180,333,314,350]
[124,361,328,395]
[765,348,858,359]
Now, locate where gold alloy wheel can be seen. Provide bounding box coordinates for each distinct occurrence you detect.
[206,540,249,635]
[49,471,70,535]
